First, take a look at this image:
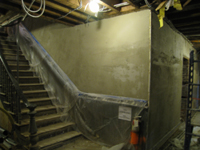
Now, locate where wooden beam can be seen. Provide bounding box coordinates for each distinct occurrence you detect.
[183,0,192,7]
[18,0,95,22]
[182,29,200,35]
[167,3,200,15]
[98,0,120,13]
[124,0,139,9]
[3,0,75,26]
[178,25,200,31]
[10,0,83,24]
[0,2,21,12]
[175,21,200,27]
[191,40,200,43]
[52,0,99,19]
[169,12,200,21]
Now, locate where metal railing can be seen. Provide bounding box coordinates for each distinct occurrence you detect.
[0,49,38,150]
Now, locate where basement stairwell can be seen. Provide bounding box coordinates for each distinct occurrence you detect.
[0,32,82,150]
[0,24,147,150]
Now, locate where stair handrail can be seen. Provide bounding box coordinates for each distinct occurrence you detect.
[0,50,38,150]
[0,51,34,109]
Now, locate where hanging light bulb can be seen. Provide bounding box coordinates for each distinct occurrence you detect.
[89,0,99,13]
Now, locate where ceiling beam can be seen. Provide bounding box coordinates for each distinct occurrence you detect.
[191,40,200,43]
[98,0,120,13]
[8,0,83,25]
[182,30,200,35]
[44,0,95,21]
[2,1,75,26]
[177,24,200,31]
[123,0,139,9]
[175,21,200,27]
[169,12,200,21]
[167,3,200,15]
[18,0,95,22]
[52,0,99,19]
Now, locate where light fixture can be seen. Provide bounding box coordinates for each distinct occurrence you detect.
[89,0,100,13]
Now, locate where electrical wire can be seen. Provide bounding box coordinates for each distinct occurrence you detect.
[57,0,82,20]
[23,0,43,13]
[144,0,152,9]
[21,0,45,20]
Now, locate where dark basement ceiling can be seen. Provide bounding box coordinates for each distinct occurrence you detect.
[0,0,200,50]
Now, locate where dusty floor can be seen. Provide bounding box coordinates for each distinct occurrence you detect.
[160,123,200,150]
[56,136,104,150]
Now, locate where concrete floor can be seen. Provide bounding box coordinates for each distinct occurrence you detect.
[160,123,200,150]
[56,136,104,150]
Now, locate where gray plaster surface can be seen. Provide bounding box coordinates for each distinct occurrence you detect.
[24,10,151,100]
[147,13,193,150]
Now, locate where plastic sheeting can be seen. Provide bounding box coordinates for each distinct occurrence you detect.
[9,23,148,146]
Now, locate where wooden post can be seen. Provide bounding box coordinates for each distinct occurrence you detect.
[28,105,39,150]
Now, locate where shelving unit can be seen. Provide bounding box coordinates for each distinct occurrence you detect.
[184,51,200,150]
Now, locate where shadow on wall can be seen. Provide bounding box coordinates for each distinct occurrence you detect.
[23,17,68,32]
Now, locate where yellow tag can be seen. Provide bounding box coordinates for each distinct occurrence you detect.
[174,0,183,10]
[157,5,165,28]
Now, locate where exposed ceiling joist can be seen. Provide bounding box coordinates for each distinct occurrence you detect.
[191,40,200,43]
[124,0,139,9]
[98,0,121,13]
[8,0,83,25]
[51,0,99,19]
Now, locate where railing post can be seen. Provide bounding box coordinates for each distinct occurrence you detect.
[28,105,39,150]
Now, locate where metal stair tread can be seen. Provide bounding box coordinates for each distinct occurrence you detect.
[22,122,75,137]
[23,90,48,94]
[37,131,82,148]
[19,113,63,126]
[21,105,56,114]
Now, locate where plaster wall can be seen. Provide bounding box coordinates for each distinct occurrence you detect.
[24,10,151,100]
[147,13,193,150]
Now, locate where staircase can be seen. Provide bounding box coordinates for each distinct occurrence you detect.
[0,33,82,150]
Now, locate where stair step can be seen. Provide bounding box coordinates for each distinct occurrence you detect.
[21,97,55,108]
[22,122,75,140]
[12,70,35,76]
[0,48,22,54]
[7,61,29,65]
[21,105,56,114]
[27,97,55,103]
[0,40,16,44]
[18,113,65,132]
[16,76,41,83]
[0,44,18,49]
[8,64,30,70]
[37,131,82,149]
[19,83,45,91]
[3,53,25,60]
[3,53,24,56]
[23,90,48,98]
[0,43,17,47]
[0,36,7,40]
